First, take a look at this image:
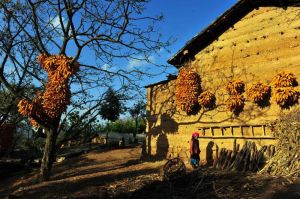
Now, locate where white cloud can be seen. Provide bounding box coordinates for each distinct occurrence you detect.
[50,16,66,30]
[49,16,81,41]
[101,63,118,72]
[48,16,68,39]
[101,63,111,70]
[127,55,155,69]
[4,65,14,74]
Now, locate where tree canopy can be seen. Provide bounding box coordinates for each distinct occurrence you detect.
[99,87,123,122]
[0,0,171,181]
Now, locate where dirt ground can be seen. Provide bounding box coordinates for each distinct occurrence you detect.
[0,146,299,199]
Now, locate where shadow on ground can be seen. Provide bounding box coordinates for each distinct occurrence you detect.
[115,169,299,199]
[2,146,299,199]
[0,146,163,199]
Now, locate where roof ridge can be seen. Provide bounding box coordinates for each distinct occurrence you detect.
[168,0,300,67]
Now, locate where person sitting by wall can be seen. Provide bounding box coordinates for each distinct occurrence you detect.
[119,137,125,148]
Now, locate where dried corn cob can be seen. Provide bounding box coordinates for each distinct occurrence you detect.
[226,79,245,95]
[226,94,245,112]
[246,82,270,103]
[271,71,298,88]
[176,68,201,114]
[198,90,216,109]
[272,87,299,109]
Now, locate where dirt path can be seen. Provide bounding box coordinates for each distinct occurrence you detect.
[1,146,165,199]
[1,146,299,199]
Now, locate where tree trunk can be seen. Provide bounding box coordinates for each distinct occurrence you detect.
[133,117,138,143]
[106,122,109,145]
[40,127,58,181]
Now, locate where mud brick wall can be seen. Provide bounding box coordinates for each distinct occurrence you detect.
[146,6,300,163]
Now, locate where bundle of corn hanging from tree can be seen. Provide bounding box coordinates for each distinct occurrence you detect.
[176,68,201,114]
[226,79,245,95]
[226,94,245,112]
[271,71,298,88]
[246,82,270,103]
[29,119,39,128]
[18,54,80,128]
[272,87,299,109]
[198,90,216,109]
[18,91,47,128]
[18,99,34,117]
[43,83,71,118]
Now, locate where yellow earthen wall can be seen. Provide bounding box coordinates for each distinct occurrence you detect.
[146,7,300,164]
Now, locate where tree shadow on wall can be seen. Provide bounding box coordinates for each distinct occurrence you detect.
[146,113,177,161]
[155,134,169,161]
[161,113,179,134]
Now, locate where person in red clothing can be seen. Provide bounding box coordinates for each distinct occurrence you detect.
[190,132,200,168]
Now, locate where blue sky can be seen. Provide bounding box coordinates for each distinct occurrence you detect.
[80,0,239,117]
[46,0,238,95]
[141,0,238,86]
[8,0,239,121]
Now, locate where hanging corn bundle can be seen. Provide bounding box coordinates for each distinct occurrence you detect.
[271,71,298,88]
[176,68,201,115]
[225,79,245,95]
[272,87,299,109]
[29,119,40,128]
[18,99,34,116]
[43,83,71,118]
[246,82,271,105]
[225,78,245,114]
[18,54,79,128]
[226,94,245,113]
[198,90,216,109]
[271,71,299,109]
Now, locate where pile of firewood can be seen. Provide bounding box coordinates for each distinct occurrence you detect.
[162,157,186,181]
[213,140,275,172]
[259,109,300,177]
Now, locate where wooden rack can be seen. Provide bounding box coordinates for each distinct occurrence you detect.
[198,124,275,139]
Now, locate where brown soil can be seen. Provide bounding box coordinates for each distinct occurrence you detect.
[0,146,299,199]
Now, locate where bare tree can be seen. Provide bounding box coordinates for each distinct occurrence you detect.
[0,0,171,181]
[129,100,145,141]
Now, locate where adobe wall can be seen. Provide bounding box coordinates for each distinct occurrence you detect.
[146,7,300,163]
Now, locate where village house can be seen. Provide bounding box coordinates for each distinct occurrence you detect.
[145,0,300,164]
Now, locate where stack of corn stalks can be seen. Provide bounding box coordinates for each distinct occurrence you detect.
[259,109,300,177]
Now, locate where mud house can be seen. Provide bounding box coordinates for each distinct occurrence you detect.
[145,0,300,163]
